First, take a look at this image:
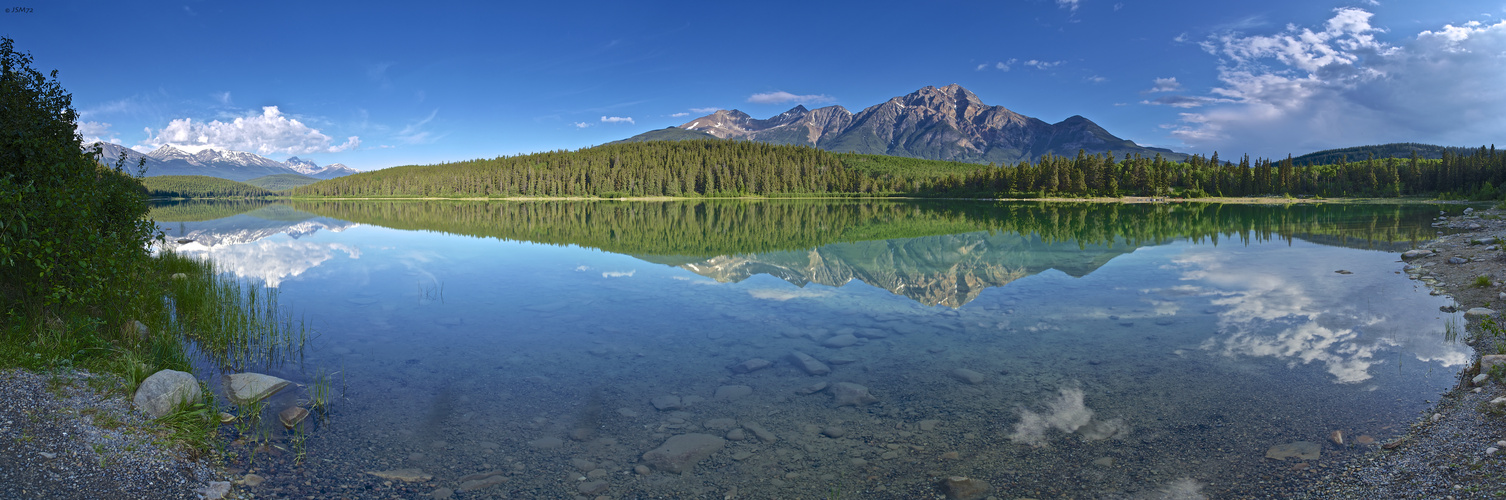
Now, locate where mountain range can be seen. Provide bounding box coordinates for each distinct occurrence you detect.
[618,84,1186,164]
[88,142,359,181]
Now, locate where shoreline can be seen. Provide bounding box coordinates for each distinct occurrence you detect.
[159,194,1471,205]
[1312,206,1506,498]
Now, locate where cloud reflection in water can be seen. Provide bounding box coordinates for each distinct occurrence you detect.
[1166,244,1467,383]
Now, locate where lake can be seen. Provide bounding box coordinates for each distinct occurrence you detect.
[151,199,1466,499]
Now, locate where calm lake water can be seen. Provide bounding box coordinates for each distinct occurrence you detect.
[152,200,1467,499]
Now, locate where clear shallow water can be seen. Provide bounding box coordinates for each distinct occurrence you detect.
[154,200,1466,499]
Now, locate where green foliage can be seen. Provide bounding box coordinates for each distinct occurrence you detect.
[1475,275,1493,287]
[1291,143,1483,166]
[0,36,158,352]
[243,173,320,191]
[286,138,1506,201]
[288,199,1436,258]
[142,175,274,198]
[148,200,269,222]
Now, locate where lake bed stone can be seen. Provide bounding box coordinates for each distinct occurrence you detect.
[831,382,878,406]
[790,351,831,376]
[641,433,726,473]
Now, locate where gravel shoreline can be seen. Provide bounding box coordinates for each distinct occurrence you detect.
[1311,206,1506,499]
[0,368,230,499]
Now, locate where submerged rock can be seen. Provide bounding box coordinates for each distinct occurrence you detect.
[651,395,683,411]
[729,358,772,374]
[951,368,985,385]
[1265,441,1320,461]
[821,334,859,348]
[222,373,291,405]
[133,369,202,418]
[941,476,992,500]
[278,407,309,428]
[713,385,753,401]
[790,351,831,376]
[796,381,829,395]
[366,468,432,482]
[640,433,725,473]
[831,382,878,406]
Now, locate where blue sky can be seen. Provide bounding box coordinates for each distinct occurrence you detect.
[6,0,1505,170]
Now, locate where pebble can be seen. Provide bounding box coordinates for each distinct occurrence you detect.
[822,426,846,438]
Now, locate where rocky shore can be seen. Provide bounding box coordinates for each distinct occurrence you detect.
[1312,205,1506,499]
[0,369,229,499]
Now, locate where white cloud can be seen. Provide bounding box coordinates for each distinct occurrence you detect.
[977,59,1017,71]
[747,91,835,105]
[75,121,118,144]
[1056,0,1079,12]
[1167,8,1506,155]
[144,106,361,154]
[1086,75,1108,83]
[214,92,232,105]
[396,109,439,144]
[690,107,721,113]
[669,112,689,117]
[600,116,635,124]
[1147,77,1183,92]
[573,122,591,128]
[1023,59,1064,69]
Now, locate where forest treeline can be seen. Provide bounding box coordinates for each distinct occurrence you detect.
[286,199,1438,257]
[142,175,273,198]
[288,140,1506,200]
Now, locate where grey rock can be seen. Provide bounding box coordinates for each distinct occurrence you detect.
[729,358,773,374]
[1449,256,1469,265]
[821,334,860,348]
[790,351,831,376]
[278,406,309,428]
[726,428,746,441]
[527,437,564,449]
[796,381,829,395]
[941,476,992,500]
[704,418,738,430]
[222,372,291,405]
[1466,307,1497,318]
[1474,373,1491,386]
[713,385,753,401]
[430,487,455,499]
[1482,354,1506,374]
[651,395,683,411]
[743,421,778,442]
[366,468,433,482]
[133,369,202,418]
[951,368,985,385]
[640,433,726,473]
[822,426,846,438]
[1401,249,1434,260]
[1265,441,1320,461]
[198,481,231,500]
[578,480,608,495]
[831,382,878,406]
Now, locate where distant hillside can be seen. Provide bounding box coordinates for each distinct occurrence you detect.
[607,127,720,144]
[618,84,1188,164]
[245,173,320,191]
[1291,143,1490,166]
[142,175,273,198]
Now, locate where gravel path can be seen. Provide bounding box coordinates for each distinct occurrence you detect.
[1311,206,1506,499]
[0,369,229,499]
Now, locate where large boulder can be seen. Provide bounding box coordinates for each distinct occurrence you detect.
[641,433,725,473]
[222,372,292,405]
[133,369,202,418]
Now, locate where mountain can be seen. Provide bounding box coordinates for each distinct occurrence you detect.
[1290,143,1490,166]
[86,142,359,181]
[622,84,1185,164]
[639,230,1141,308]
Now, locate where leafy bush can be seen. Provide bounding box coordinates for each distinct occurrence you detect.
[0,37,157,346]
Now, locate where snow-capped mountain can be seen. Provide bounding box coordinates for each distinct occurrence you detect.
[87,142,361,181]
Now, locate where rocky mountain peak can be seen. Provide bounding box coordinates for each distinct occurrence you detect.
[652,84,1185,164]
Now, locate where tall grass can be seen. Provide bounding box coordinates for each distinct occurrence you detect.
[153,250,310,371]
